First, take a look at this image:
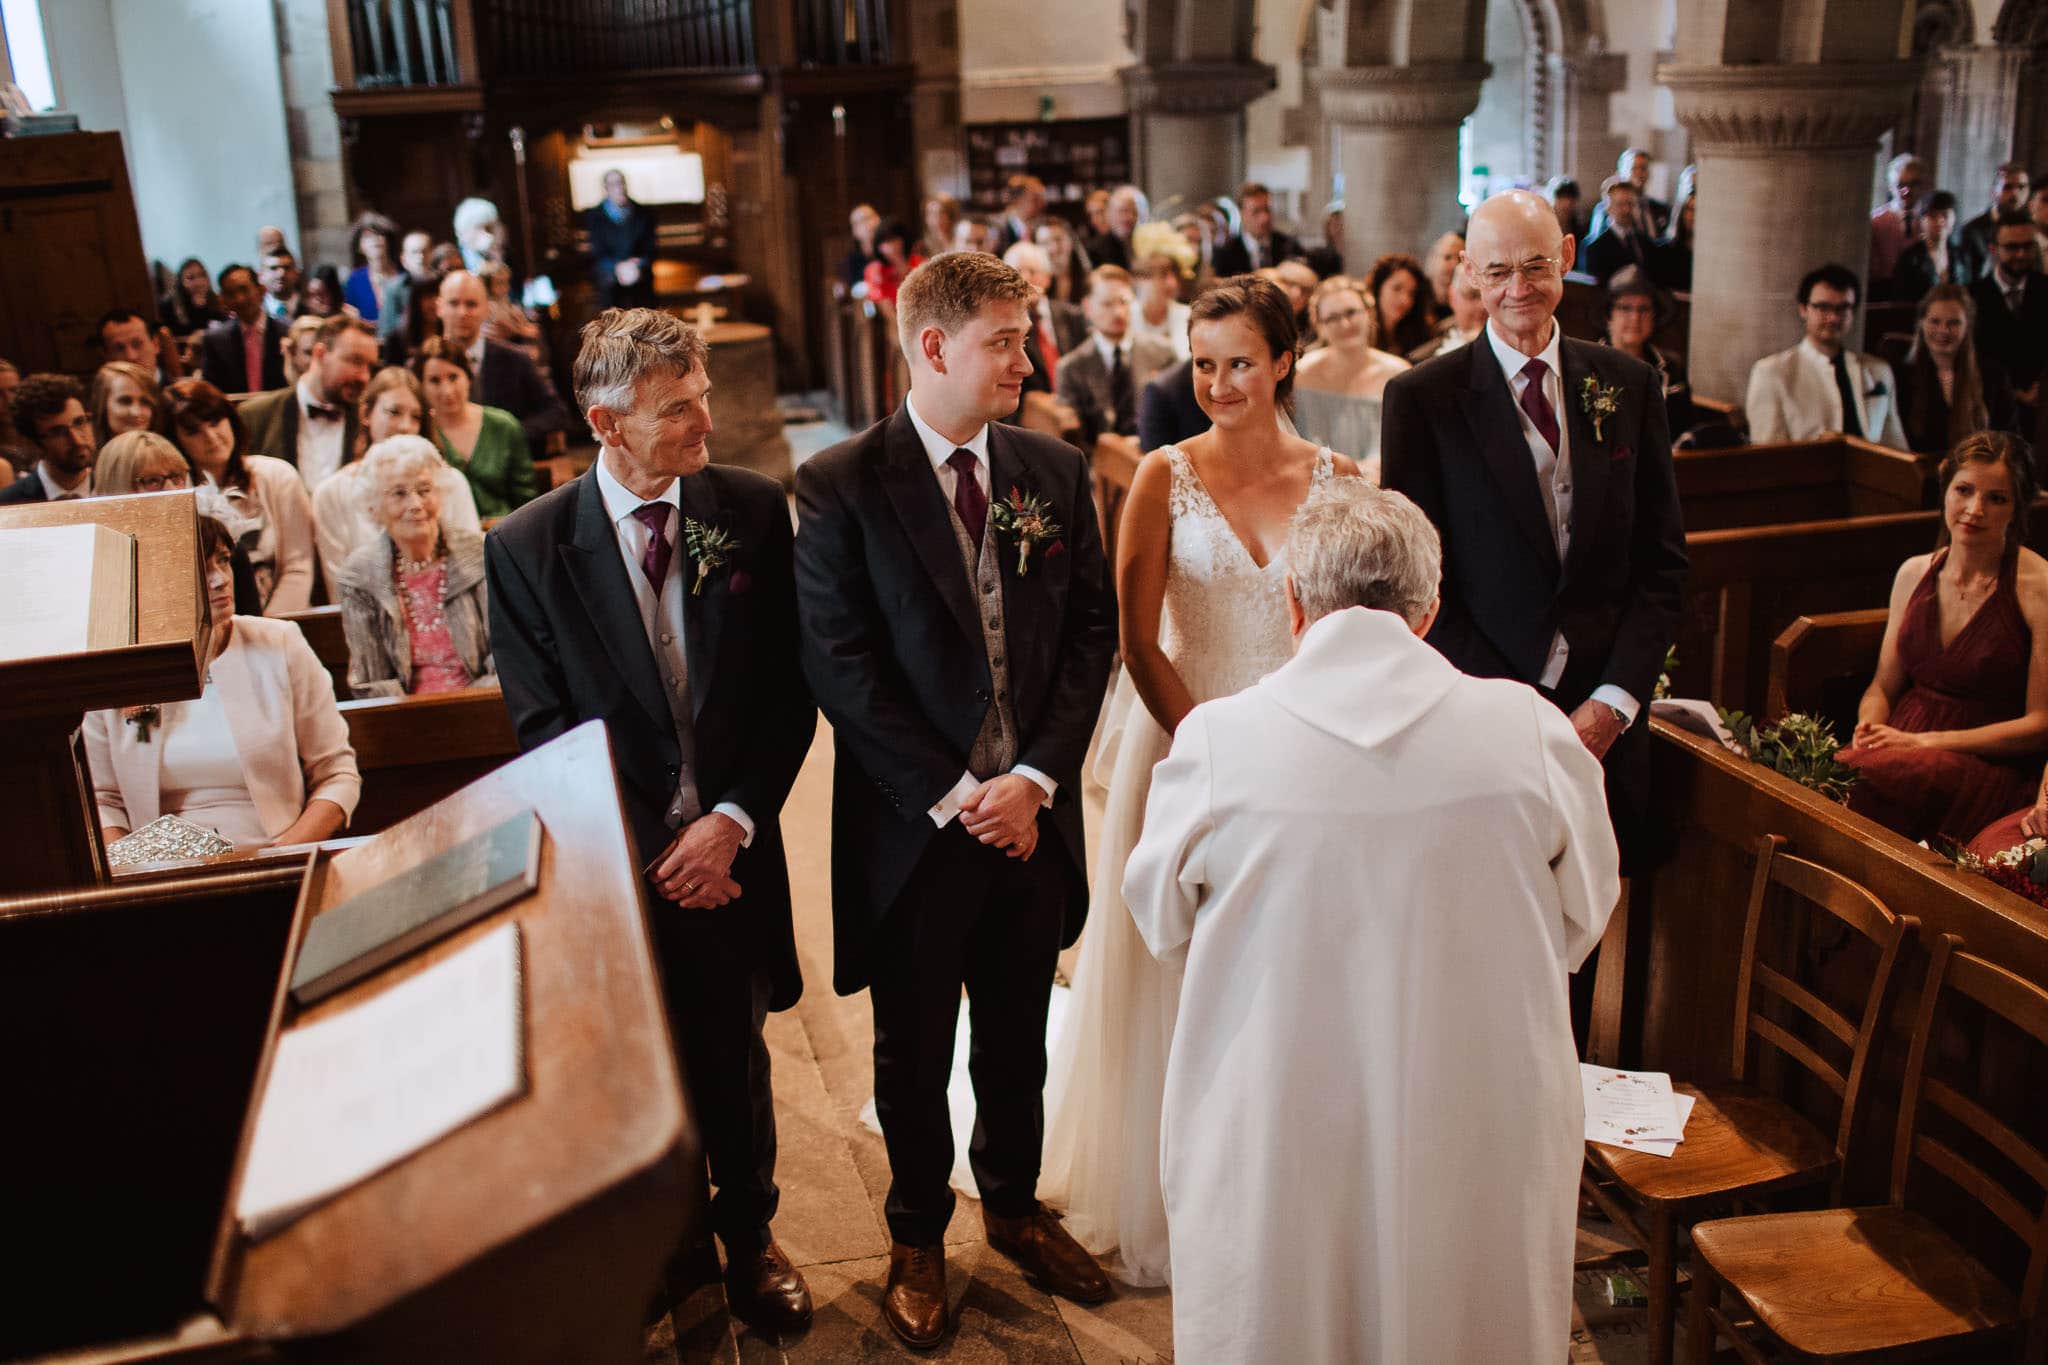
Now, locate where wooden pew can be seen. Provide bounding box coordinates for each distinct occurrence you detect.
[1633,718,2048,1202]
[1673,437,1929,532]
[1092,433,1140,569]
[281,605,350,698]
[342,685,520,835]
[1764,608,1888,731]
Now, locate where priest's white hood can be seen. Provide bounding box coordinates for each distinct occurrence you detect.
[1258,605,1463,751]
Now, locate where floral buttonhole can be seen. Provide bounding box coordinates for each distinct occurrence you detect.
[1579,375,1621,442]
[990,485,1065,577]
[681,516,740,596]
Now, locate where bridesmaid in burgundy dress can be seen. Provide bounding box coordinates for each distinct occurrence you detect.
[1839,432,2048,844]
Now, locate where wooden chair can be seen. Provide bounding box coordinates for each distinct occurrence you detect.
[1686,934,2048,1362]
[1581,833,1916,1365]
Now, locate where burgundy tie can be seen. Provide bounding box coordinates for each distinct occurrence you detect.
[1518,357,1561,455]
[631,502,674,589]
[948,448,988,544]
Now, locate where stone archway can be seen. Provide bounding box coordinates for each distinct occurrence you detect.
[1464,0,1617,186]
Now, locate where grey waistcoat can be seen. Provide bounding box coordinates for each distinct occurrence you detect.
[945,500,1018,780]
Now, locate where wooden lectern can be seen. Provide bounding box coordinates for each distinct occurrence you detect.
[0,491,206,893]
[0,722,701,1363]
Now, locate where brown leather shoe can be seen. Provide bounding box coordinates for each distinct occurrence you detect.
[723,1239,813,1336]
[883,1241,948,1349]
[984,1209,1114,1303]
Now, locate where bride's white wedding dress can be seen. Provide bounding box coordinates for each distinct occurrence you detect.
[1038,443,1336,1286]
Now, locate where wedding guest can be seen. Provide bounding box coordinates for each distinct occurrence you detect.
[841,203,881,289]
[0,373,97,504]
[1303,202,1345,278]
[1136,357,1208,453]
[1084,184,1145,271]
[1546,175,1586,240]
[1422,231,1464,314]
[259,247,303,322]
[1652,178,1696,292]
[412,336,537,518]
[1580,177,1655,283]
[862,218,923,316]
[1273,260,1321,333]
[313,365,480,593]
[1959,164,2030,280]
[1042,276,1359,1288]
[1124,479,1616,1365]
[1410,274,1488,362]
[479,260,545,364]
[92,430,193,495]
[198,264,288,394]
[97,308,178,387]
[89,361,166,447]
[1870,153,1931,294]
[1894,284,2014,458]
[335,436,493,698]
[1211,181,1302,275]
[1083,188,1111,242]
[1035,217,1092,304]
[1892,190,1971,301]
[951,215,992,255]
[1839,432,2048,843]
[85,509,359,852]
[1367,252,1434,356]
[1588,147,1670,239]
[987,173,1045,257]
[240,314,379,492]
[159,256,227,337]
[586,169,657,309]
[1972,211,2048,420]
[343,213,403,322]
[453,197,507,275]
[383,268,443,367]
[920,193,961,259]
[1602,267,1692,441]
[1293,275,1409,477]
[1129,253,1191,361]
[379,230,433,343]
[165,378,318,614]
[281,315,322,387]
[437,269,569,460]
[1057,264,1175,450]
[1745,263,1910,448]
[301,265,347,319]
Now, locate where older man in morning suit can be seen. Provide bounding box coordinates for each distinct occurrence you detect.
[1382,187,1686,888]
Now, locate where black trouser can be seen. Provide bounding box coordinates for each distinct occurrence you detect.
[868,823,1068,1246]
[650,908,778,1258]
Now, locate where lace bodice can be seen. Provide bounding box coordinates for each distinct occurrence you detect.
[1159,445,1336,702]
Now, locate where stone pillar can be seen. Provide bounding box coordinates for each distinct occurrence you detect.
[1921,44,2027,210]
[1123,61,1276,214]
[1318,63,1489,270]
[1553,49,1629,187]
[1661,61,1916,406]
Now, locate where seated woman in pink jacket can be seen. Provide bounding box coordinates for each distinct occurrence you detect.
[85,509,361,852]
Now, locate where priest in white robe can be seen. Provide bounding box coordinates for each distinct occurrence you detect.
[1124,481,1619,1364]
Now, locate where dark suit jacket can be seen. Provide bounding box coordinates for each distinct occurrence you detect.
[793,407,1118,994]
[1136,358,1209,452]
[475,339,570,457]
[0,469,47,504]
[1971,272,2048,391]
[199,316,287,394]
[1210,231,1305,277]
[1382,333,1687,863]
[1889,240,1971,303]
[1959,210,1999,281]
[1579,227,1653,284]
[485,463,816,1009]
[1588,197,1670,241]
[585,199,658,305]
[237,385,362,472]
[1082,231,1131,272]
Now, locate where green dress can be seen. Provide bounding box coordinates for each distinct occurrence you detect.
[436,405,538,519]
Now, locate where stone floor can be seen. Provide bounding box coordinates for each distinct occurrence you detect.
[639,725,1671,1363]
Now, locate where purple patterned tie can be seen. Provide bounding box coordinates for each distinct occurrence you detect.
[948,449,988,544]
[1518,357,1561,456]
[631,502,674,589]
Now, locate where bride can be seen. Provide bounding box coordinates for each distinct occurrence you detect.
[1040,276,1361,1284]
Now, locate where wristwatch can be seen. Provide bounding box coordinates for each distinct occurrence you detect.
[1604,702,1630,730]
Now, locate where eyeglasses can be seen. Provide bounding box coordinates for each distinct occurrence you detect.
[1316,307,1368,327]
[1804,301,1855,316]
[38,414,94,442]
[1472,256,1564,289]
[133,471,192,492]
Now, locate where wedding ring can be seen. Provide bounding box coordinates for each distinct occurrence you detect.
[682,880,699,894]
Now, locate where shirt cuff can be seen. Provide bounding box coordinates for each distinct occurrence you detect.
[1011,765,1058,807]
[928,771,981,828]
[711,801,755,847]
[1591,684,1641,727]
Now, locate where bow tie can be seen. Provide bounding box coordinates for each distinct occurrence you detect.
[305,401,341,421]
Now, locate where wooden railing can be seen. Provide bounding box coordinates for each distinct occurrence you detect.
[485,0,756,78]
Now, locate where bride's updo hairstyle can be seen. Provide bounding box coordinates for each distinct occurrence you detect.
[1187,275,1301,406]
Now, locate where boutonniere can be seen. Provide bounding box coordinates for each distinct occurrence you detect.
[989,485,1065,577]
[681,516,740,596]
[1579,375,1621,442]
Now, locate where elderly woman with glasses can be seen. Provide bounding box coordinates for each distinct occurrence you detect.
[93,430,193,494]
[333,434,493,699]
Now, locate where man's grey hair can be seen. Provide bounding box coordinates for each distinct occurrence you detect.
[453,196,500,236]
[573,307,709,438]
[1003,241,1051,275]
[356,434,446,522]
[1888,152,1925,179]
[1286,481,1441,627]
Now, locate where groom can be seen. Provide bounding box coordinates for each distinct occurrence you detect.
[795,251,1118,1346]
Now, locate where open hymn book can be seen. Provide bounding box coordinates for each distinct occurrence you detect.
[0,523,137,662]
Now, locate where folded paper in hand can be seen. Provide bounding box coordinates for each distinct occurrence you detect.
[235,922,527,1238]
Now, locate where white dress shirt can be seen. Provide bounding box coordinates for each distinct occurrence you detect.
[903,394,1058,826]
[35,462,91,500]
[1485,319,1640,725]
[592,455,755,844]
[294,376,349,492]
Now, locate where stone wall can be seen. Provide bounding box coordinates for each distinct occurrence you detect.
[274,0,353,270]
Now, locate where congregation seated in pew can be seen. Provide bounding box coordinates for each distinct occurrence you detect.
[165,377,319,614]
[1837,432,2048,843]
[90,360,166,448]
[334,435,494,699]
[1292,274,1408,478]
[83,510,361,853]
[1887,282,2016,459]
[1601,266,1692,441]
[312,365,482,594]
[1745,263,1909,450]
[412,335,539,519]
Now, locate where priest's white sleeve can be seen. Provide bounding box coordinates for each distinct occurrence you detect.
[1122,708,1215,967]
[1534,695,1622,972]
